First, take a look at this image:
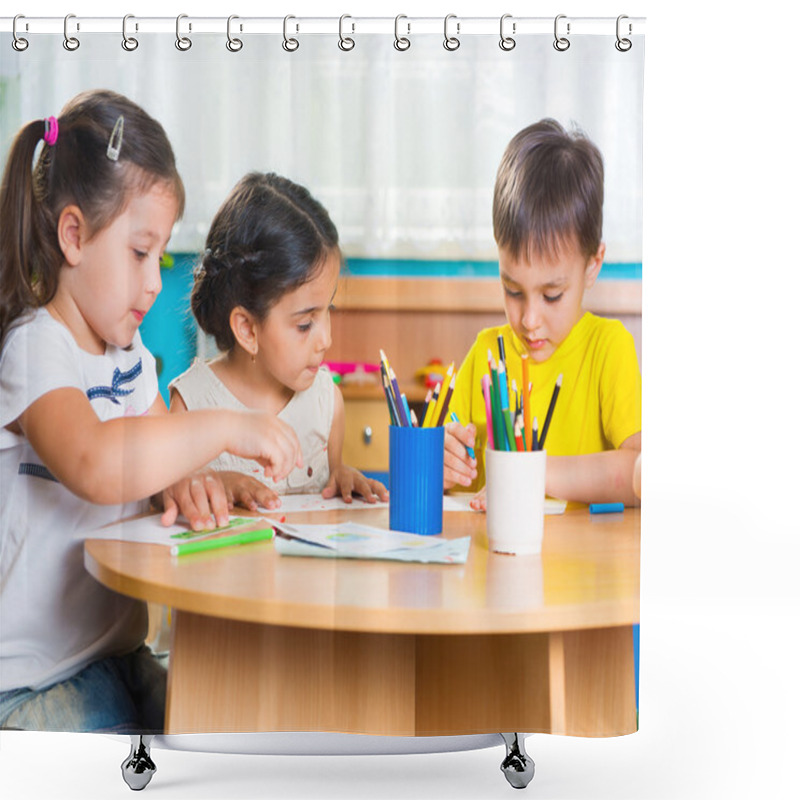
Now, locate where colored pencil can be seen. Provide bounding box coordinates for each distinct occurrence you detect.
[388,366,409,427]
[497,333,507,369]
[488,354,505,449]
[435,374,456,427]
[379,349,409,427]
[429,361,454,427]
[409,408,419,427]
[539,373,562,450]
[480,374,494,450]
[521,354,531,450]
[380,365,400,426]
[503,407,517,451]
[497,360,510,411]
[422,382,441,427]
[497,333,508,405]
[401,393,412,428]
[450,412,476,459]
[420,388,433,426]
[514,413,524,452]
[531,416,539,451]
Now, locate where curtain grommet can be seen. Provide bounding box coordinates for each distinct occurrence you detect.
[12,14,29,51]
[394,15,411,51]
[226,15,243,52]
[615,15,632,52]
[63,14,80,51]
[283,15,299,52]
[338,14,355,51]
[121,14,138,52]
[499,14,516,51]
[553,14,570,52]
[443,14,460,51]
[176,14,192,51]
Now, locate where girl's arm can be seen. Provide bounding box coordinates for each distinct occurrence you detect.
[151,391,230,529]
[163,388,283,527]
[322,385,388,502]
[545,432,641,507]
[18,386,301,506]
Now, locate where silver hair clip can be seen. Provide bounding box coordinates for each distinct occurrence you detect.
[106,115,124,161]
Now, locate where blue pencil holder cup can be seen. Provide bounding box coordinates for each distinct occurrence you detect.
[389,425,444,536]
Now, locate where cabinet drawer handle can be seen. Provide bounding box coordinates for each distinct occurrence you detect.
[362,426,373,445]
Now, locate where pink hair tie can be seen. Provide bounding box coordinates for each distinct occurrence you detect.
[43,116,59,146]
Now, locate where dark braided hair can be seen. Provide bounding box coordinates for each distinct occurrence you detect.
[192,172,340,352]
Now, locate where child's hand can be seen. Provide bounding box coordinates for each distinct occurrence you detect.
[216,471,282,512]
[444,421,478,490]
[158,469,231,531]
[322,465,389,504]
[469,487,486,513]
[229,412,303,483]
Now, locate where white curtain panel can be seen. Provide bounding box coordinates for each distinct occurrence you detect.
[1,31,643,262]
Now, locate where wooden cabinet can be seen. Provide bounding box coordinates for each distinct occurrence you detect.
[340,384,426,472]
[342,394,391,472]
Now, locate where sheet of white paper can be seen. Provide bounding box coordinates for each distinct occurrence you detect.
[79,515,261,547]
[269,519,469,559]
[274,534,470,564]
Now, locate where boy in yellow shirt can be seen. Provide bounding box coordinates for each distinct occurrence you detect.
[446,119,641,507]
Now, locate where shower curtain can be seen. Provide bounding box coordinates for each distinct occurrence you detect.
[0,11,644,797]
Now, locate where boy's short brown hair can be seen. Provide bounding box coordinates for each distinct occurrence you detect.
[493,118,604,262]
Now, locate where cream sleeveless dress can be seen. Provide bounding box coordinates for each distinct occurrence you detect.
[169,359,334,494]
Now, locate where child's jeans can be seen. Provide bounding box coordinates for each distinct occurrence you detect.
[0,645,166,733]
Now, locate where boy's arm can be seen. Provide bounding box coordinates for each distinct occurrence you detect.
[444,422,478,490]
[545,431,641,507]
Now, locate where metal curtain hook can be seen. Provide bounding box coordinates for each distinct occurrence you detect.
[553,14,570,52]
[12,14,29,51]
[122,14,138,51]
[338,14,355,51]
[226,15,242,51]
[63,13,80,51]
[283,15,299,52]
[615,15,632,52]
[499,13,516,51]
[394,14,410,51]
[443,14,460,51]
[176,14,192,51]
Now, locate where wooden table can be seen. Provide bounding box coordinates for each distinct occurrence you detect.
[85,507,639,738]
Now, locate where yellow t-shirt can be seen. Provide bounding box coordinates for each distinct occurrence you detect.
[449,312,641,490]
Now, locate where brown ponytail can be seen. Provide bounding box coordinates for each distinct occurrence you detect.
[0,89,185,348]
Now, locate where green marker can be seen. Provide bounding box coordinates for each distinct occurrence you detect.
[170,527,273,557]
[170,516,253,540]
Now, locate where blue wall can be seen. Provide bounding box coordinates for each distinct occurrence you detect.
[139,254,197,402]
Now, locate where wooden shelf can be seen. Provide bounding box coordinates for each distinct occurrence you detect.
[336,276,641,316]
